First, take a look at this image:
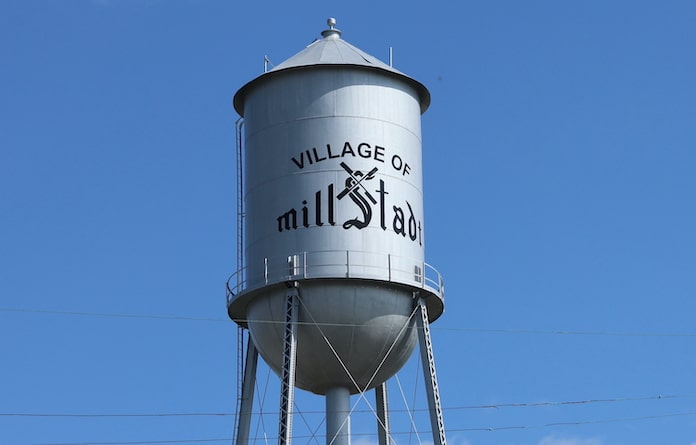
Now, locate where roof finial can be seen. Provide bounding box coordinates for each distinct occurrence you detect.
[321,17,341,39]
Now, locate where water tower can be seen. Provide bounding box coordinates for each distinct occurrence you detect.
[227,18,446,445]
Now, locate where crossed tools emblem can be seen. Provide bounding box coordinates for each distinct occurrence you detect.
[336,162,378,204]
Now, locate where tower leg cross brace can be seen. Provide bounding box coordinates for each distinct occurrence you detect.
[233,290,447,445]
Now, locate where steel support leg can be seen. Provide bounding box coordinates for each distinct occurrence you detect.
[235,334,258,445]
[375,382,391,445]
[416,298,447,445]
[278,287,299,445]
[326,386,351,445]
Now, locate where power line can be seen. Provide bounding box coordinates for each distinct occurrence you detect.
[443,327,696,338]
[0,307,227,323]
[5,393,695,418]
[30,411,696,445]
[4,413,231,418]
[35,439,228,445]
[3,307,696,338]
[447,393,696,410]
[449,410,696,432]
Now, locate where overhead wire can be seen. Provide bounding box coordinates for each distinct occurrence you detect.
[0,307,227,323]
[30,410,696,445]
[5,393,695,418]
[448,410,696,432]
[5,306,695,444]
[34,439,229,445]
[252,362,272,445]
[394,374,422,445]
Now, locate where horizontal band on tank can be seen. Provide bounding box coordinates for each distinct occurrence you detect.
[226,249,444,322]
[234,64,430,117]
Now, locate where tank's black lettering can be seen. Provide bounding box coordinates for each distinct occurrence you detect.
[327,144,340,159]
[290,142,404,171]
[341,141,355,157]
[374,145,385,162]
[277,209,298,232]
[312,147,326,163]
[275,162,422,243]
[392,205,405,237]
[315,191,323,226]
[291,152,305,169]
[328,184,335,226]
[406,201,417,241]
[357,143,372,159]
[376,179,388,230]
[301,200,309,228]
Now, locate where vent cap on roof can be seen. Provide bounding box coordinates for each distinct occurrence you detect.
[320,17,341,39]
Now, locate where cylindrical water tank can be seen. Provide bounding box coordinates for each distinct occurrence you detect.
[228,20,443,395]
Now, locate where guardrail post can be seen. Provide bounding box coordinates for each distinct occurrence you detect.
[388,254,391,281]
[303,251,308,279]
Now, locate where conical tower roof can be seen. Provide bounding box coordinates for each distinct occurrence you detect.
[233,18,430,115]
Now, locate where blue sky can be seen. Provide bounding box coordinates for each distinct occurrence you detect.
[1,1,695,445]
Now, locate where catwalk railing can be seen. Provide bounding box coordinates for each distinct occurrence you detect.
[226,249,444,304]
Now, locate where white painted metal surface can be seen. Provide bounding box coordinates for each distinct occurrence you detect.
[228,18,444,396]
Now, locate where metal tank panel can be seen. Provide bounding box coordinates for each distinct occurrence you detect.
[243,67,425,276]
[246,280,418,395]
[228,19,444,396]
